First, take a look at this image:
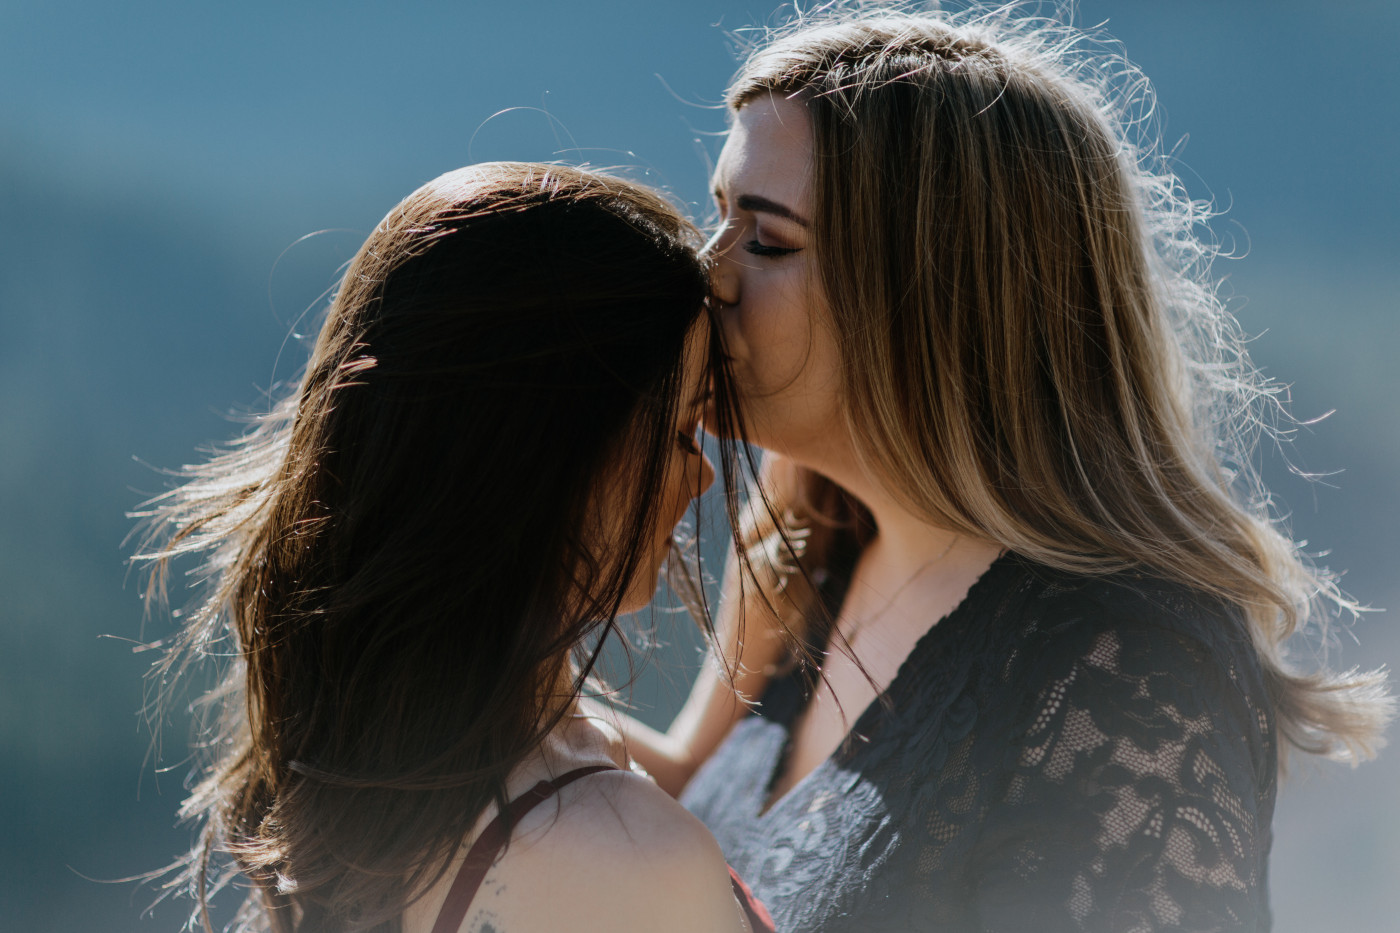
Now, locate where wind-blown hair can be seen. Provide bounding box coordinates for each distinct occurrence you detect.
[727,4,1390,763]
[135,162,720,932]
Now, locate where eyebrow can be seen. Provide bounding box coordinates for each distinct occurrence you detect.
[734,193,811,228]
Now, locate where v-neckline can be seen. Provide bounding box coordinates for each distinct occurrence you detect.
[754,550,1017,819]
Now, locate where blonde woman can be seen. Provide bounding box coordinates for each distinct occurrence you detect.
[607,7,1394,932]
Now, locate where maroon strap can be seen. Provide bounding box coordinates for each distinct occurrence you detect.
[728,865,777,933]
[429,765,616,933]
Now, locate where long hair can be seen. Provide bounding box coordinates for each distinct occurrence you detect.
[135,162,719,932]
[726,4,1391,763]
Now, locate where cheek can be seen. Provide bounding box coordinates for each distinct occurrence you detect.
[734,281,816,392]
[738,290,842,422]
[626,460,700,608]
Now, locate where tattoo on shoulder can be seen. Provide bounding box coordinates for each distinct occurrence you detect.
[469,911,504,933]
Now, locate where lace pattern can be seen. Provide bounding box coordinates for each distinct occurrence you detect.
[681,555,1275,932]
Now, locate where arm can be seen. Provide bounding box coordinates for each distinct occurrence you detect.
[608,552,787,796]
[598,454,807,797]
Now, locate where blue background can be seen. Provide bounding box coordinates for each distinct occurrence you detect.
[1,2,1396,930]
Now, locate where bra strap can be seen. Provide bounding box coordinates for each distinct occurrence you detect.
[429,764,617,933]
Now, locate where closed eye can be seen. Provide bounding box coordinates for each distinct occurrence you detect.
[743,240,802,258]
[676,430,702,456]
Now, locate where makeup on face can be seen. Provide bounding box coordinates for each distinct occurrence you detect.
[705,95,848,474]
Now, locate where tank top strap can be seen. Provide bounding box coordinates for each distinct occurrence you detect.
[728,865,777,933]
[428,764,616,933]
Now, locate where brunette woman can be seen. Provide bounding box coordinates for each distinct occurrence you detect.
[136,162,772,933]
[611,7,1394,932]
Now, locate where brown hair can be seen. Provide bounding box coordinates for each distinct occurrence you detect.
[727,5,1391,763]
[135,162,722,931]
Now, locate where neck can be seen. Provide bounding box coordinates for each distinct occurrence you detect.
[861,484,961,573]
[812,455,1001,582]
[547,658,583,721]
[525,661,628,776]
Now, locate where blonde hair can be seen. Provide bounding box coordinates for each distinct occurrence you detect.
[729,4,1391,764]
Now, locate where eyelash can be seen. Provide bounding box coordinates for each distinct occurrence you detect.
[743,239,802,258]
[676,431,702,456]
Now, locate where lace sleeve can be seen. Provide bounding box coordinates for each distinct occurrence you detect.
[970,590,1276,933]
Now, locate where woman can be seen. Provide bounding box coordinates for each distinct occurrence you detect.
[613,7,1394,932]
[136,162,772,933]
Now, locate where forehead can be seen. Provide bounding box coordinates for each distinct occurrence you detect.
[713,94,814,209]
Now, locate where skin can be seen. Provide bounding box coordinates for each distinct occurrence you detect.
[616,95,1003,804]
[401,325,746,933]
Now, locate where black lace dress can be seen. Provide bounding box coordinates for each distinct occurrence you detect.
[680,552,1276,932]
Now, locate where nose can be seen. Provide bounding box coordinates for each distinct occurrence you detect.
[705,223,741,307]
[711,259,740,307]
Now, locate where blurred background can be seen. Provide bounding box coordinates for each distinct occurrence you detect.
[1,1,1395,930]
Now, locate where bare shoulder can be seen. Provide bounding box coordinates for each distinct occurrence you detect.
[461,770,750,933]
